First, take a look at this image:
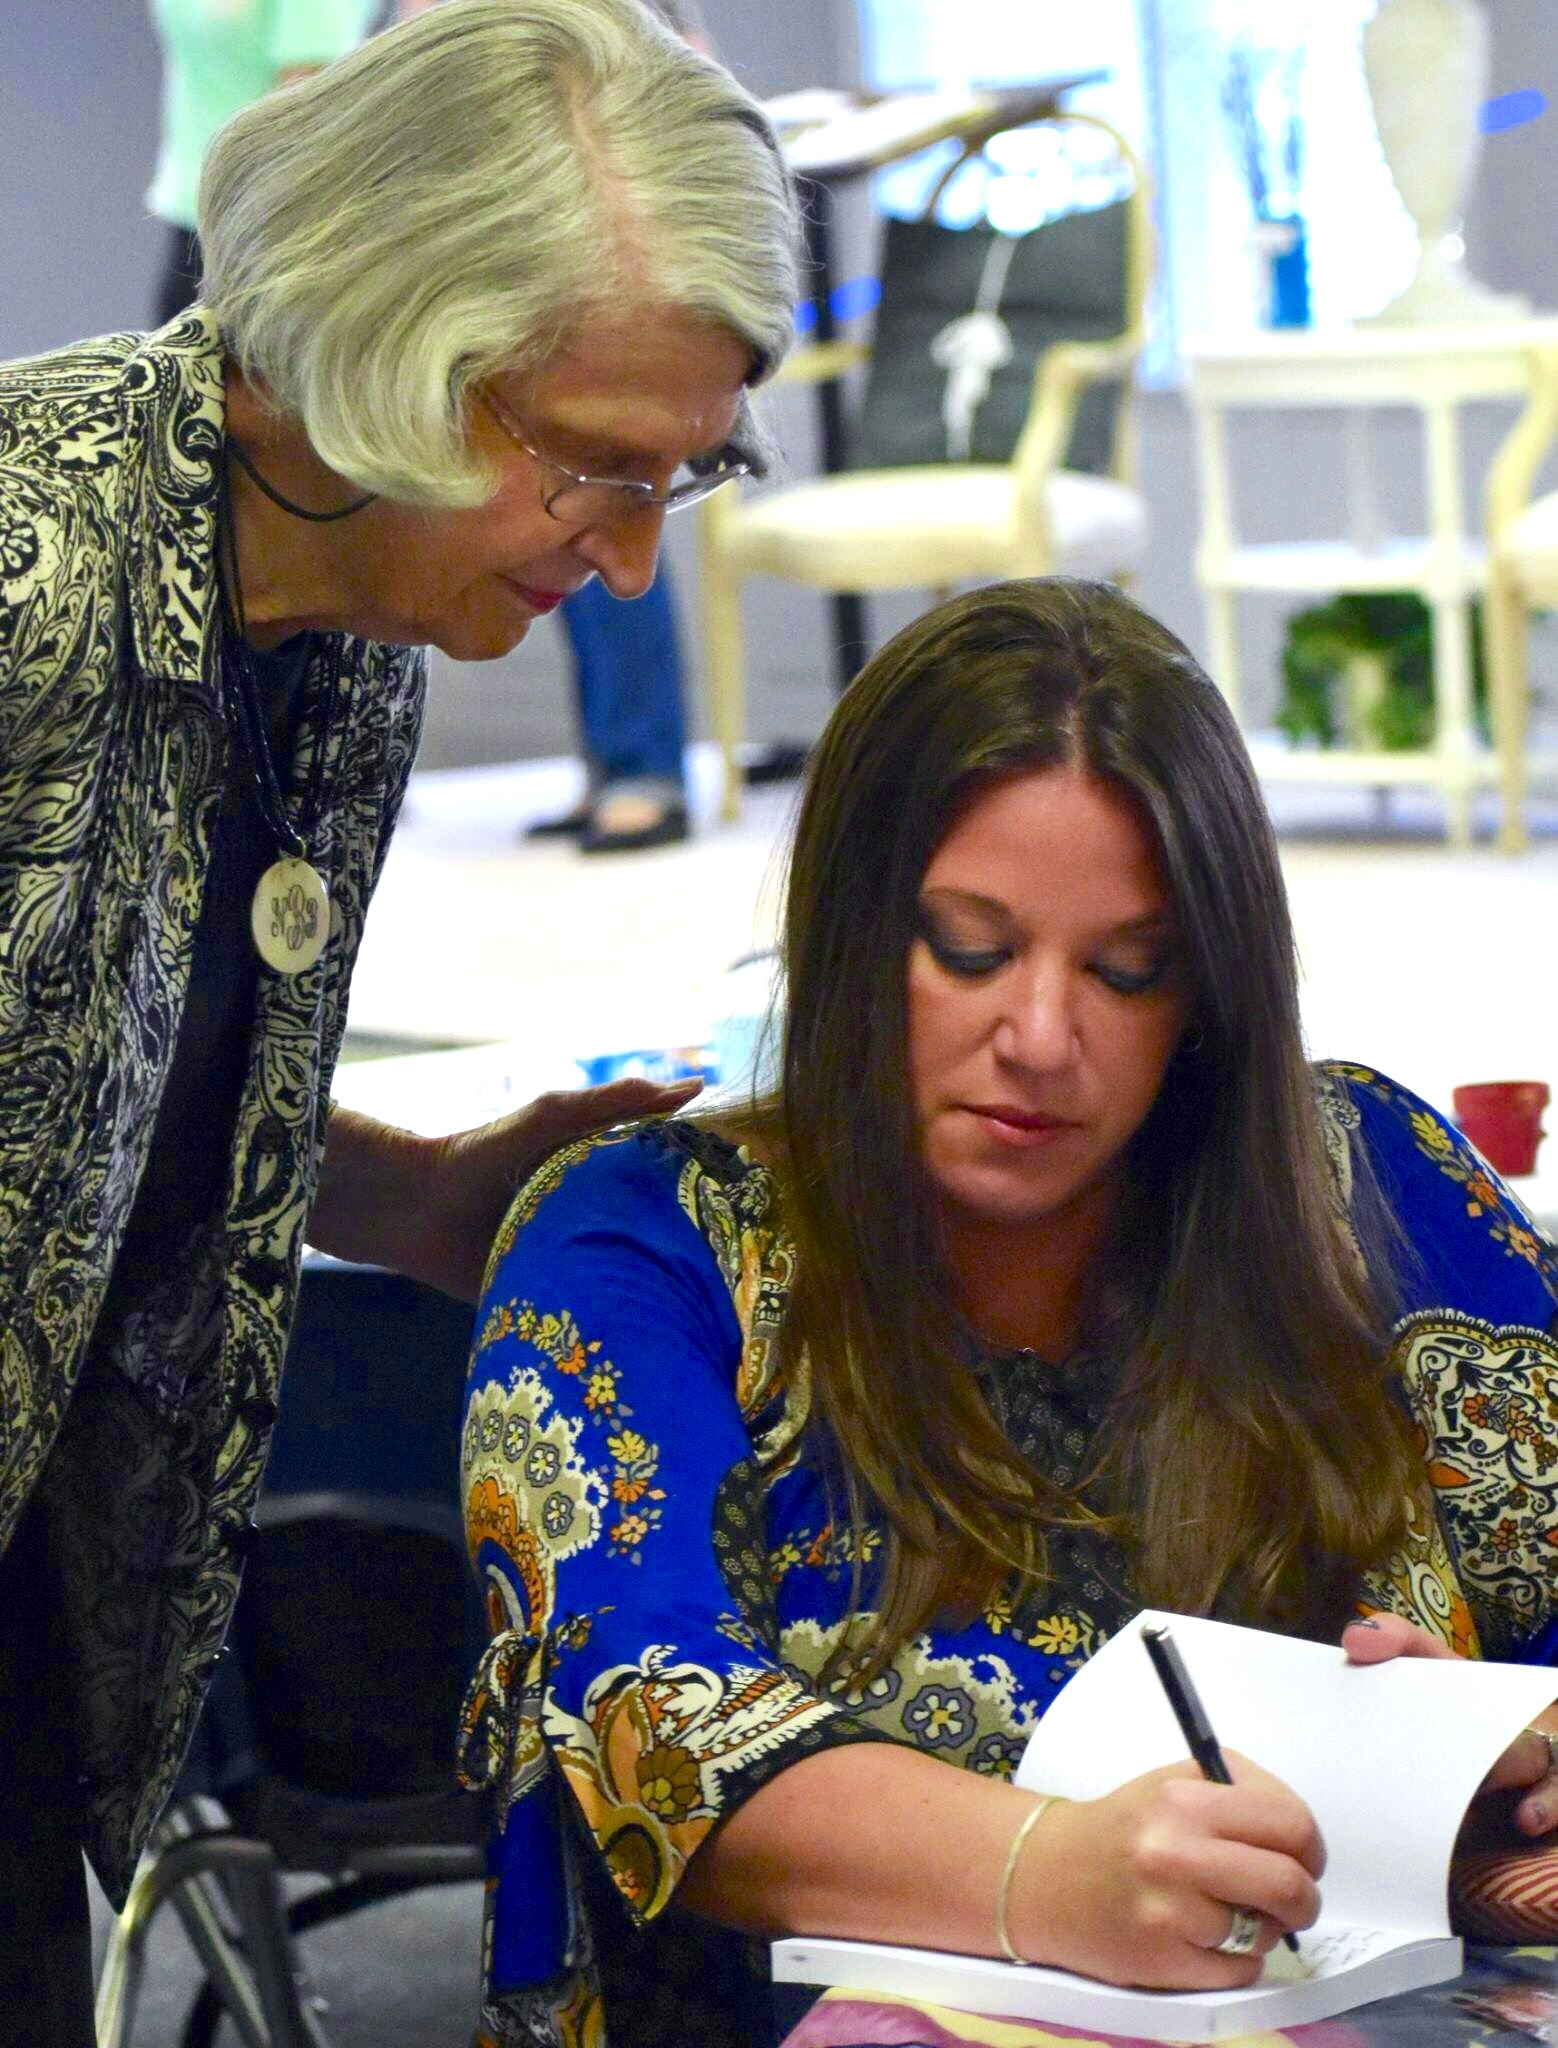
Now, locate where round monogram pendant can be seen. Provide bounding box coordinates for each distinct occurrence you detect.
[251,857,330,975]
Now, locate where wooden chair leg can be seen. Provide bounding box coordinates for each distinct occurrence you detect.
[1484,566,1532,855]
[698,512,747,824]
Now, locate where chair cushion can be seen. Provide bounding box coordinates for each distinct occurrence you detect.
[1503,490,1558,598]
[723,466,1149,590]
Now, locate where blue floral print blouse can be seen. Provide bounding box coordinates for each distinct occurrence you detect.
[458,1063,1558,2048]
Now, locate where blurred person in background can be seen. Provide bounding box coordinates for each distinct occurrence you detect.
[147,0,382,326]
[0,2,797,2035]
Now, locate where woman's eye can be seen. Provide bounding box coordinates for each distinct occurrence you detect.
[922,930,1010,979]
[1091,955,1171,997]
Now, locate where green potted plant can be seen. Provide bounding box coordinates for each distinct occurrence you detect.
[1278,592,1487,751]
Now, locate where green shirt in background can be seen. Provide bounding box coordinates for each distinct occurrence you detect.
[146,0,381,229]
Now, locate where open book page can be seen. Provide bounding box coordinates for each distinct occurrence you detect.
[1015,1611,1558,1936]
[1264,1922,1436,1979]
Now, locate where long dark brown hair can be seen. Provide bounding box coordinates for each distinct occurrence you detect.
[740,577,1416,1664]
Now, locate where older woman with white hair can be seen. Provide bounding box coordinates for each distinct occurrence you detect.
[0,0,797,2031]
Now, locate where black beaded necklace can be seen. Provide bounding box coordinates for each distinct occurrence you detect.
[216,439,368,974]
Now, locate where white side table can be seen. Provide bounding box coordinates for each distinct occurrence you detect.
[1188,320,1558,847]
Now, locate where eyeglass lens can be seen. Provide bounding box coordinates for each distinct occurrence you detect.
[544,468,740,522]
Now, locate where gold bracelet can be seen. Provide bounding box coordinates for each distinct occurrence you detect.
[996,1793,1064,1965]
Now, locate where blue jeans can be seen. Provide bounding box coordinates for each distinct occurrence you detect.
[558,565,686,798]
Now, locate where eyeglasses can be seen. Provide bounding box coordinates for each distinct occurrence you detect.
[479,388,751,524]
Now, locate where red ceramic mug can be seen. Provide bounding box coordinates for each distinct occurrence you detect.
[1451,1080,1550,1178]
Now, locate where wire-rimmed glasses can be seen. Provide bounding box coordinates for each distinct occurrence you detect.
[479,388,751,524]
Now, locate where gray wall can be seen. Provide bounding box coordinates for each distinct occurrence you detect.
[4,0,1555,762]
[1,1,167,353]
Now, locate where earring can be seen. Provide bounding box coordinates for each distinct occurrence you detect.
[1180,1022,1206,1057]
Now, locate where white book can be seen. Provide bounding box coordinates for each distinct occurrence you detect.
[773,1610,1558,2043]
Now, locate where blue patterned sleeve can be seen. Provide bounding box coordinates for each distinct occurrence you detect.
[456,1126,878,1999]
[1329,1063,1558,1328]
[1332,1065,1558,1658]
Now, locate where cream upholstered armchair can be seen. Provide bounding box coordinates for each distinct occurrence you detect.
[1485,344,1558,853]
[699,111,1154,817]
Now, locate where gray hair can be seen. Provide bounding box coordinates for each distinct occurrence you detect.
[198,0,799,506]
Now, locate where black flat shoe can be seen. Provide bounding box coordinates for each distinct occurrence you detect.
[580,796,689,855]
[524,801,594,839]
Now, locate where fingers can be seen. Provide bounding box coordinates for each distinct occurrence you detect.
[1184,1756,1327,1878]
[1509,1727,1558,1835]
[1341,1613,1460,1664]
[532,1076,704,1130]
[1482,1723,1556,1797]
[1138,1778,1324,1928]
[1185,1838,1323,1943]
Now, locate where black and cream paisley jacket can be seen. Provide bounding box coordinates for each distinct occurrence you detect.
[0,309,426,1903]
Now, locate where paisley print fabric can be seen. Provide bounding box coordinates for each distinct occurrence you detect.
[461,1068,1558,2048]
[0,310,426,1902]
[1362,1311,1558,1657]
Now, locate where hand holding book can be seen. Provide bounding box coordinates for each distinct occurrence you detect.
[1343,1612,1558,1849]
[1343,1609,1558,1944]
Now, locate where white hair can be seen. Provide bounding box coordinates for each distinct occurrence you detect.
[198,0,800,505]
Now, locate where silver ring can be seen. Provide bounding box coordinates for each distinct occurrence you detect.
[1214,1905,1262,1957]
[1527,1725,1558,1773]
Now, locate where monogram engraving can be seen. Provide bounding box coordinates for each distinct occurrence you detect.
[269,881,321,955]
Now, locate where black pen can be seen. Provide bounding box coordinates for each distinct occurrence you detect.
[1141,1623,1301,1956]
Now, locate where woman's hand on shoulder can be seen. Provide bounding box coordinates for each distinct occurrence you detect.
[418,1077,704,1298]
[1009,1755,1323,1989]
[1344,1615,1558,1842]
[311,1080,701,1301]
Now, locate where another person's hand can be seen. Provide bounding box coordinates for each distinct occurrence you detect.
[1011,1755,1323,1989]
[420,1077,703,1297]
[1343,1615,1558,1840]
[309,1079,701,1299]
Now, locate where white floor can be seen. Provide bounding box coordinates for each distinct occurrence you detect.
[339,746,1558,1208]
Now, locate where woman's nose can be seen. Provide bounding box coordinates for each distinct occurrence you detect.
[995,967,1080,1071]
[574,504,667,601]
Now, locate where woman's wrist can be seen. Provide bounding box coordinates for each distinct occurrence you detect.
[996,1793,1069,1965]
[308,1105,443,1276]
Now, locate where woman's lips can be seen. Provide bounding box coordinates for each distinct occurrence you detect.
[965,1105,1078,1148]
[503,579,567,615]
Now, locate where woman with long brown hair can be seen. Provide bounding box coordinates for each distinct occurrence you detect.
[458,578,1558,2048]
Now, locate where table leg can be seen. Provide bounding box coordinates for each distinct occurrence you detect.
[1431,593,1477,849]
[1204,586,1244,725]
[1484,565,1532,855]
[1422,397,1478,848]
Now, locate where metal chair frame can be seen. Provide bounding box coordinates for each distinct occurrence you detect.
[94,1492,486,2048]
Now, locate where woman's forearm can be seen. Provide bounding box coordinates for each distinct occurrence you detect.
[307,1105,445,1281]
[677,1742,1034,1958]
[676,1741,1322,1989]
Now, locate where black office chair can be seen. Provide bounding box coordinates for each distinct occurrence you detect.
[96,1264,488,2048]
